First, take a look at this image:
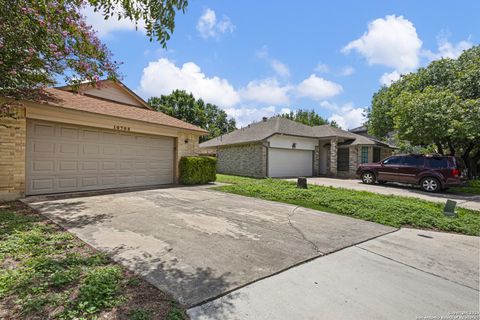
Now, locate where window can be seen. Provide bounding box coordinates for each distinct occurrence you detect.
[361,147,369,163]
[403,156,424,167]
[426,157,449,169]
[382,156,403,165]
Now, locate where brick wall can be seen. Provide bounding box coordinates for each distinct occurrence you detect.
[217,143,266,177]
[313,145,320,176]
[329,138,338,176]
[176,133,200,182]
[0,104,26,200]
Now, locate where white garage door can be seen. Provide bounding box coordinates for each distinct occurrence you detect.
[268,148,313,178]
[26,120,174,195]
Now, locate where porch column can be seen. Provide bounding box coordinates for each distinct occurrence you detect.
[329,137,337,176]
[313,144,320,176]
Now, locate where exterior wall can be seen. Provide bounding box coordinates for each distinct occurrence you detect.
[336,146,357,178]
[176,133,201,182]
[217,143,266,178]
[0,104,26,200]
[314,145,320,176]
[318,141,329,175]
[267,134,317,150]
[349,146,359,176]
[198,146,217,156]
[329,138,338,176]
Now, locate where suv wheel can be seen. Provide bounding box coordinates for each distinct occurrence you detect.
[421,177,440,192]
[361,172,376,184]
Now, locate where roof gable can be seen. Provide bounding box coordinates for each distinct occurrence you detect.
[58,80,152,110]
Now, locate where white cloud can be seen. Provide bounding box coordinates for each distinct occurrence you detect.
[338,66,355,76]
[342,15,422,72]
[197,8,234,39]
[314,63,330,73]
[270,60,290,78]
[423,36,473,61]
[256,46,290,78]
[324,102,366,130]
[224,106,277,127]
[139,58,240,107]
[379,70,401,86]
[239,78,291,105]
[296,74,343,100]
[83,5,145,37]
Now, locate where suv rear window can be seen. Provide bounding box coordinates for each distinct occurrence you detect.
[426,157,449,169]
[403,156,424,166]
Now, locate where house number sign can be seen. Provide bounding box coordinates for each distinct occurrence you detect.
[113,125,131,132]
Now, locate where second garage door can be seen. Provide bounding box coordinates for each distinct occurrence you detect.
[268,148,313,178]
[26,120,175,195]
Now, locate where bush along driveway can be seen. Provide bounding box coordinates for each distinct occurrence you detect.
[0,201,186,320]
[215,175,480,236]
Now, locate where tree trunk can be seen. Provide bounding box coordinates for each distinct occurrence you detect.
[462,143,476,179]
[447,141,455,156]
[435,142,444,155]
[469,149,480,178]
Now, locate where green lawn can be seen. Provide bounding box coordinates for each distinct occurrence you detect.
[215,174,480,236]
[450,179,480,195]
[0,201,186,320]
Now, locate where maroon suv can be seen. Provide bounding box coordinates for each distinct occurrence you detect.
[356,154,467,192]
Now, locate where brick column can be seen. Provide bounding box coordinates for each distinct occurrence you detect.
[176,133,199,183]
[349,146,359,177]
[0,103,26,200]
[329,138,337,176]
[313,144,320,176]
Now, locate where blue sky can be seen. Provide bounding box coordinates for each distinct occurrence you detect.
[84,0,479,128]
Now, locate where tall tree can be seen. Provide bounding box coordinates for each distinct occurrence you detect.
[278,109,338,127]
[1,0,187,99]
[367,46,480,176]
[148,90,237,142]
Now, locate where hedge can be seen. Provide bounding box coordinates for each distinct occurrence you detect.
[179,156,217,185]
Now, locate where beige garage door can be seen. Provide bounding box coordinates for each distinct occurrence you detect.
[268,148,313,178]
[26,120,175,195]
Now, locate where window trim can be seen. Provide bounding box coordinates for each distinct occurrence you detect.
[361,146,369,164]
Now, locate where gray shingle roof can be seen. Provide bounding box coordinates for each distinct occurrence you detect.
[199,117,394,148]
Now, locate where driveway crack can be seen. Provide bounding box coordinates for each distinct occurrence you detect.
[287,206,324,254]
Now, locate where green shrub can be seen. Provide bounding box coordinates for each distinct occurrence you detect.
[179,156,217,185]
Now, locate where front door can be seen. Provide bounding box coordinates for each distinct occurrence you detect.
[373,147,381,162]
[337,148,349,173]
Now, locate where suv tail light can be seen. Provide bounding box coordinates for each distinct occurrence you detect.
[451,168,460,177]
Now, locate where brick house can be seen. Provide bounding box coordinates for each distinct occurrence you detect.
[0,80,206,200]
[199,117,394,178]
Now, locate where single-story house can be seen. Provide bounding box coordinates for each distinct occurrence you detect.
[199,117,395,178]
[0,80,206,200]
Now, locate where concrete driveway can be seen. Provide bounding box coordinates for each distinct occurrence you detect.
[300,177,480,211]
[27,186,394,307]
[189,228,479,320]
